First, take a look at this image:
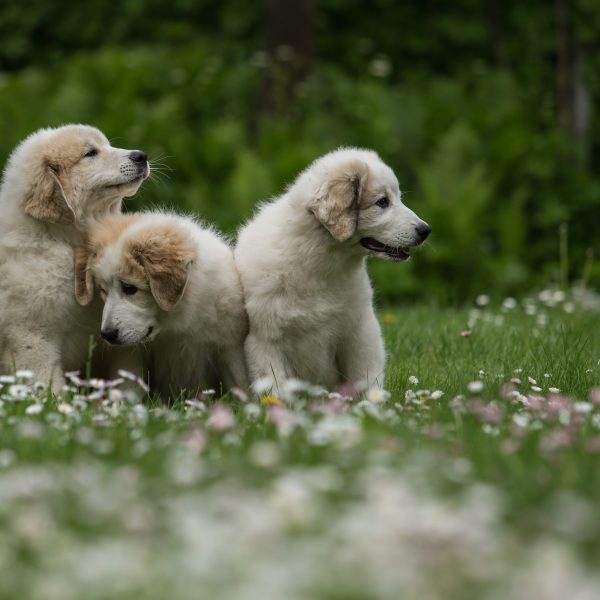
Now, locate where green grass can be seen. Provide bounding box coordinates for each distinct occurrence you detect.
[1,294,600,599]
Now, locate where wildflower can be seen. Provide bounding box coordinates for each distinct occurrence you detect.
[261,395,283,406]
[206,403,235,431]
[25,404,43,415]
[548,387,560,394]
[268,405,301,436]
[117,369,137,381]
[252,376,274,395]
[512,413,530,428]
[136,377,150,393]
[184,399,206,411]
[367,388,391,403]
[108,389,124,402]
[404,389,417,402]
[15,369,34,380]
[408,375,419,385]
[589,387,600,405]
[0,375,16,385]
[242,404,260,421]
[460,330,472,337]
[502,297,517,310]
[467,381,484,394]
[57,402,73,415]
[430,390,444,400]
[449,395,465,412]
[475,294,490,306]
[531,385,542,392]
[7,384,30,400]
[574,402,593,414]
[470,400,503,424]
[478,370,486,377]
[249,441,280,468]
[230,387,248,402]
[528,377,537,385]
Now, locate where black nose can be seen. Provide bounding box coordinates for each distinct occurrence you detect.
[129,150,147,164]
[101,327,119,343]
[416,222,431,242]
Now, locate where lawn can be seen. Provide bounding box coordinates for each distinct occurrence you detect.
[1,289,600,600]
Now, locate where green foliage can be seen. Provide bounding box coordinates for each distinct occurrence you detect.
[0,36,598,303]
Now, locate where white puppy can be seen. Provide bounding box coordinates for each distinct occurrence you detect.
[0,125,149,389]
[74,212,248,397]
[235,147,430,392]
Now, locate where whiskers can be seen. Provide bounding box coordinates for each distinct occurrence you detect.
[148,154,174,186]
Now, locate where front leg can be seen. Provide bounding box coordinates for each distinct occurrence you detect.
[4,332,65,393]
[244,332,292,394]
[218,343,249,392]
[337,307,386,389]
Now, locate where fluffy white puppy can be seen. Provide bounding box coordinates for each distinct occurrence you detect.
[235,147,430,392]
[0,125,149,389]
[74,212,248,397]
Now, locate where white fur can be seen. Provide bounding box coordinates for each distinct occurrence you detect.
[235,147,429,392]
[0,125,148,389]
[90,212,248,396]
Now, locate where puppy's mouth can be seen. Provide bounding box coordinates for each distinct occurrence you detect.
[105,166,150,190]
[141,326,157,342]
[105,174,146,190]
[360,237,411,261]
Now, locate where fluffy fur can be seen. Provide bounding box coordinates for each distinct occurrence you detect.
[0,125,149,389]
[235,147,431,392]
[75,212,249,397]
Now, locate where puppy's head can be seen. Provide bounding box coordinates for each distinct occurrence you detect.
[304,148,430,261]
[75,216,195,346]
[5,124,149,226]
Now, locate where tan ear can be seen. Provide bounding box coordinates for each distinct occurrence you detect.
[130,235,194,312]
[308,159,369,241]
[23,162,74,224]
[74,246,94,306]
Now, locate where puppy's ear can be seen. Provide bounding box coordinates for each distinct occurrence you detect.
[308,159,369,241]
[130,235,194,312]
[23,161,74,225]
[74,246,94,306]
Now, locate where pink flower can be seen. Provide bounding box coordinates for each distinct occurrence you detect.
[206,403,235,431]
[460,330,472,337]
[589,387,600,406]
[468,400,503,424]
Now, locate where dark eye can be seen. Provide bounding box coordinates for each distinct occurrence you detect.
[375,196,390,208]
[121,282,138,296]
[83,148,98,158]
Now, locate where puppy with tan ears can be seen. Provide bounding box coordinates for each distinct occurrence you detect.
[235,147,431,392]
[0,125,149,389]
[75,212,248,397]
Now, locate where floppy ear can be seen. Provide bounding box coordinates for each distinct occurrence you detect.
[74,246,94,306]
[130,236,194,312]
[307,159,369,241]
[22,161,74,224]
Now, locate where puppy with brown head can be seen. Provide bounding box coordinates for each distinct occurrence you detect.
[235,147,431,392]
[75,212,248,397]
[0,125,149,389]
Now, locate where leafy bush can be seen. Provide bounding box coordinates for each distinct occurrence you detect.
[0,44,597,303]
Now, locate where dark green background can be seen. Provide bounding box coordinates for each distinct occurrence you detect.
[1,0,598,303]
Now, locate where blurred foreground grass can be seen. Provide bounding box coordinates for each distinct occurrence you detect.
[1,291,600,599]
